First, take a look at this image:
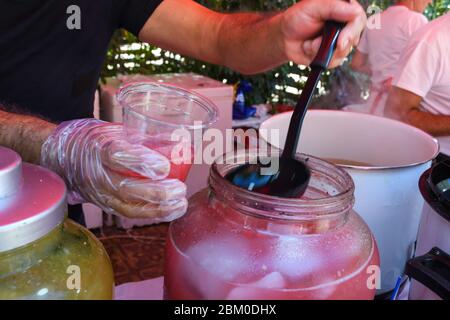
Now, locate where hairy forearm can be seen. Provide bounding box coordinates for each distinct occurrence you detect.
[385,87,450,136]
[405,110,450,136]
[216,12,286,74]
[143,0,366,75]
[0,108,56,164]
[140,0,286,75]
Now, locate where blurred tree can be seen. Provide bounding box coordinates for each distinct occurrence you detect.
[102,0,449,108]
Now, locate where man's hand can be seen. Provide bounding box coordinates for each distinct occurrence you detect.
[141,0,366,74]
[41,119,187,221]
[281,0,366,68]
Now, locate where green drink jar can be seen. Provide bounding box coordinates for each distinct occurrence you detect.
[0,146,114,299]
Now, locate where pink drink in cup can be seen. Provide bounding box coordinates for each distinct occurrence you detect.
[116,82,218,182]
[143,138,194,181]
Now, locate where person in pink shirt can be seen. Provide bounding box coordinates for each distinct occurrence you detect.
[385,13,450,155]
[350,0,430,115]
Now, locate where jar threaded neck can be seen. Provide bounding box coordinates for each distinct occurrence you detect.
[209,149,355,224]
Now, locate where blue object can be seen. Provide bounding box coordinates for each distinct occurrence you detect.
[233,81,257,120]
[232,168,275,190]
[390,276,403,300]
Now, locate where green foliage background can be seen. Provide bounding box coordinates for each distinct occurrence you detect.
[102,0,449,107]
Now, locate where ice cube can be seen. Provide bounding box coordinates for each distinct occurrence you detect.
[186,235,252,280]
[310,279,336,300]
[184,235,253,298]
[251,271,286,289]
[271,236,323,281]
[225,272,287,300]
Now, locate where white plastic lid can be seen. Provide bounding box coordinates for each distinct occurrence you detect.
[0,146,66,252]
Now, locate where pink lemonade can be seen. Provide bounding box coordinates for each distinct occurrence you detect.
[111,139,194,182]
[143,140,194,182]
[164,152,381,300]
[164,192,380,300]
[117,82,218,183]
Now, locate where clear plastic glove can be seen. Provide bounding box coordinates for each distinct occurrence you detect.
[41,119,187,222]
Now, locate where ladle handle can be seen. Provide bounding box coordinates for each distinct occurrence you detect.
[311,20,346,69]
[281,67,321,159]
[281,18,346,159]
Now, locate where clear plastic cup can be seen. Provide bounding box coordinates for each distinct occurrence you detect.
[117,82,219,181]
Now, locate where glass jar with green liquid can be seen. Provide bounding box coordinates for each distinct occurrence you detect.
[0,146,114,299]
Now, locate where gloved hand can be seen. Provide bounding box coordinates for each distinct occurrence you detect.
[41,119,187,222]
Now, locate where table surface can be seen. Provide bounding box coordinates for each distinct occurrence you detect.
[93,224,169,285]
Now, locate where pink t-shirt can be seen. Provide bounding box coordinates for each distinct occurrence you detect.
[393,13,450,115]
[358,6,428,88]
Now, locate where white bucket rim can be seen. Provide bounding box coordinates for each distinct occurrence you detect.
[260,110,440,171]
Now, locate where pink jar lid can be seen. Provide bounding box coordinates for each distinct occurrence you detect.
[0,146,66,252]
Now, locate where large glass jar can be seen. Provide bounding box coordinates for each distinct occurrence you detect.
[0,146,114,299]
[164,149,380,300]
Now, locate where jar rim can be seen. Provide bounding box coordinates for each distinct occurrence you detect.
[209,149,355,221]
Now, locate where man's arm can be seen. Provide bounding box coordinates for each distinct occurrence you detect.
[0,108,56,164]
[139,0,366,74]
[350,49,371,75]
[384,86,450,136]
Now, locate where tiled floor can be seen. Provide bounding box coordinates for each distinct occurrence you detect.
[93,224,169,285]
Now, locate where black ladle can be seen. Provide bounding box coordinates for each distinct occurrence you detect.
[228,20,346,198]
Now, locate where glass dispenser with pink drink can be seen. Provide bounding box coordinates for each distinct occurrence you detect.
[164,149,380,300]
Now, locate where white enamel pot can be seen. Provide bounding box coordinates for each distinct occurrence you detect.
[260,110,439,295]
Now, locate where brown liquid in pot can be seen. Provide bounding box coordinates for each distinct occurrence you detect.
[324,158,373,167]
